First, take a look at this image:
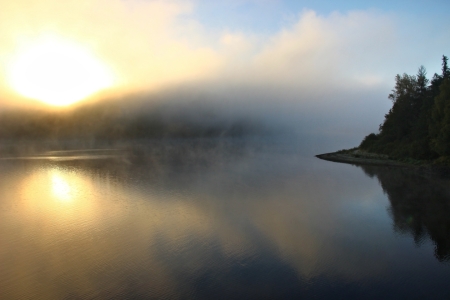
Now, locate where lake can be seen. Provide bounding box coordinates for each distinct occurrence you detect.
[0,138,449,299]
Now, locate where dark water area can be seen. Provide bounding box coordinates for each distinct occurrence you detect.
[0,138,449,299]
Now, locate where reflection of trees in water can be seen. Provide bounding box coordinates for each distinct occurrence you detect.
[360,165,450,262]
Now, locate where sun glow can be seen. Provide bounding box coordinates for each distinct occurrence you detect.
[20,167,98,224]
[8,37,114,106]
[52,173,72,202]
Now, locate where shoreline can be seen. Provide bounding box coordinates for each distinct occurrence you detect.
[315,152,409,167]
[316,149,450,177]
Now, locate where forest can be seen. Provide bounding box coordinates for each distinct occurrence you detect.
[359,55,450,164]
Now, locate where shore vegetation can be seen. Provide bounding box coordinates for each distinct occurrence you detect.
[359,55,450,165]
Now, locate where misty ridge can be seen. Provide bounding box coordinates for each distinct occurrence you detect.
[0,93,271,144]
[0,73,386,157]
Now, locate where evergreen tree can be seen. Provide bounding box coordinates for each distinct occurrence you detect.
[416,65,428,96]
[442,55,450,79]
[377,73,419,154]
[430,79,450,156]
[359,56,449,160]
[410,66,433,159]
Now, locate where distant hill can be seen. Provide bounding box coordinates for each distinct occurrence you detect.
[0,97,266,142]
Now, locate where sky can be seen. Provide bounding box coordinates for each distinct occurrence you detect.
[0,0,449,148]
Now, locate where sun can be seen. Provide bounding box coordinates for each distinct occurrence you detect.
[8,37,114,106]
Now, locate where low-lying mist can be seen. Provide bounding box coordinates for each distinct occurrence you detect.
[0,78,391,158]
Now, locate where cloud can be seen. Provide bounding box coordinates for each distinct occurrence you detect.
[175,9,400,139]
[0,0,221,104]
[0,1,442,102]
[215,10,397,91]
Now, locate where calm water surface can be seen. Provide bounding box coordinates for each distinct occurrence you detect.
[0,139,449,299]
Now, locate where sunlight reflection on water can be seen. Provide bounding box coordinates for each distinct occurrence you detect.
[0,140,449,299]
[51,172,72,201]
[19,167,97,225]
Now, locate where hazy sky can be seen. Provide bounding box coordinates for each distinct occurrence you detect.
[0,0,449,147]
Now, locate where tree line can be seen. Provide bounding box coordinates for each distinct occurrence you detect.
[0,100,263,141]
[360,55,450,163]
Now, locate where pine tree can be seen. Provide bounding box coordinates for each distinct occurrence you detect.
[430,79,450,155]
[360,55,450,161]
[442,55,450,79]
